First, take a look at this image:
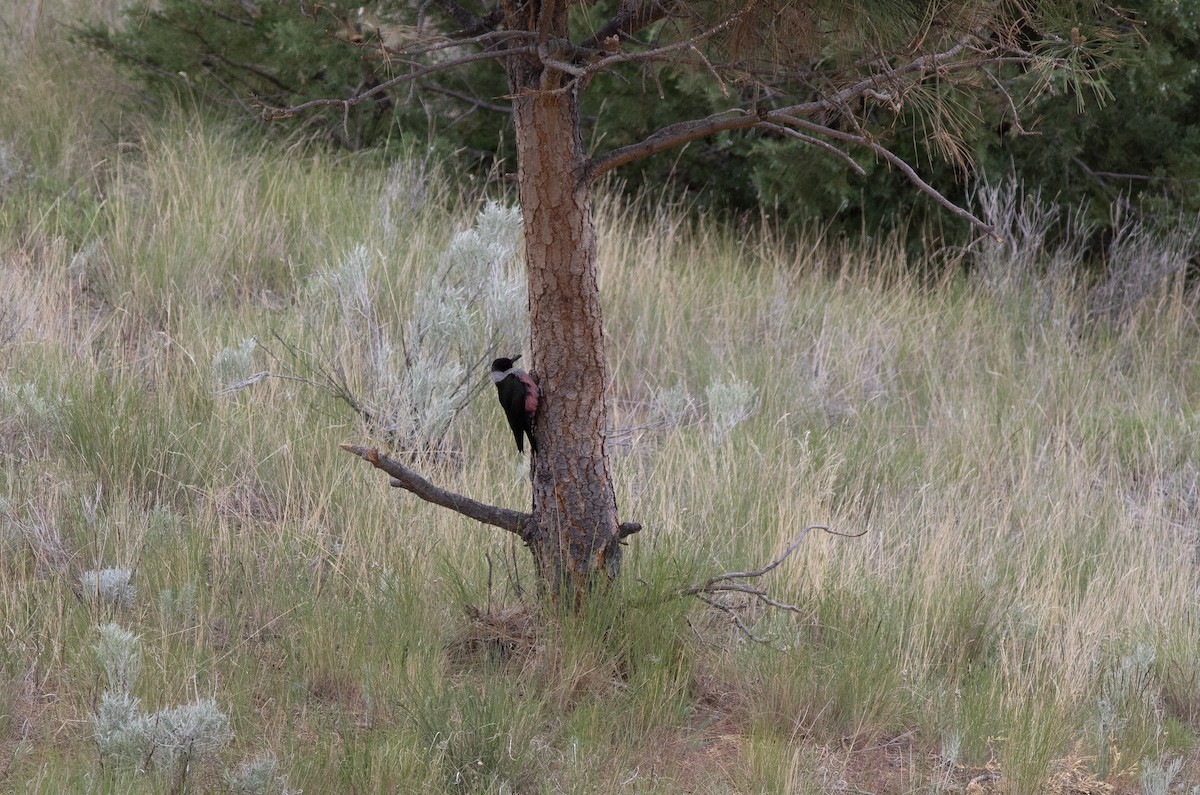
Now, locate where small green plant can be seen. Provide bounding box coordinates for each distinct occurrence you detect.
[146,504,182,538]
[0,381,61,424]
[0,381,65,456]
[158,581,198,630]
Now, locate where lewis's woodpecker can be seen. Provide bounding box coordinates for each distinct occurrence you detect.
[491,355,539,453]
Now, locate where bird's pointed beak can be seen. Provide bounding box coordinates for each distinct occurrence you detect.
[512,354,521,363]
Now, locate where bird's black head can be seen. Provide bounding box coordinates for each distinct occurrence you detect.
[491,355,520,373]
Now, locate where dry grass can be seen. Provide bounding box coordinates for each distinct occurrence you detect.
[2,1,1200,793]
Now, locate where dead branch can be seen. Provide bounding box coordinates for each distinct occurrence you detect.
[578,0,675,52]
[769,111,1000,239]
[684,524,865,644]
[574,4,756,76]
[580,35,1024,245]
[339,444,643,541]
[373,28,535,62]
[759,122,865,175]
[584,97,999,238]
[582,107,761,182]
[341,444,527,534]
[580,38,991,181]
[262,45,536,118]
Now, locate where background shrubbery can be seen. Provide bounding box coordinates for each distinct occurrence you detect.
[78,0,1200,247]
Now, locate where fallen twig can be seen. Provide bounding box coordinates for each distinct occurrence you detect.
[684,524,865,643]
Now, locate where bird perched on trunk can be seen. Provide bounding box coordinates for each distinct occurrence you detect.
[491,355,539,454]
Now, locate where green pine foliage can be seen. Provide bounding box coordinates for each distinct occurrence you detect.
[76,0,1193,250]
[995,0,1200,220]
[76,0,453,150]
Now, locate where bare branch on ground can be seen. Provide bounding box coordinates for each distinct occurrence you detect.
[684,524,865,643]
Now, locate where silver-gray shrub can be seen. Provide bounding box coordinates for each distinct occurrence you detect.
[81,567,135,609]
[0,381,65,438]
[94,690,153,766]
[1096,642,1157,753]
[212,337,259,392]
[302,202,526,450]
[1089,200,1200,324]
[312,243,373,324]
[706,377,759,445]
[649,384,694,431]
[453,200,526,347]
[96,696,234,780]
[969,178,1092,298]
[300,243,377,393]
[93,624,152,767]
[403,200,525,367]
[91,624,234,780]
[224,752,295,795]
[301,243,407,432]
[95,622,140,695]
[148,698,233,778]
[1139,755,1184,795]
[0,382,57,420]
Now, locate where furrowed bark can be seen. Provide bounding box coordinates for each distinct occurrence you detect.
[506,5,624,606]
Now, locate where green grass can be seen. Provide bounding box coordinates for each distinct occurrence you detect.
[3,2,1200,793]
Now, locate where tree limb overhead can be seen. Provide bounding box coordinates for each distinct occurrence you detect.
[579,0,676,52]
[261,44,535,118]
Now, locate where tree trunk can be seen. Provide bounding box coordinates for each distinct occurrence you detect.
[506,29,623,605]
